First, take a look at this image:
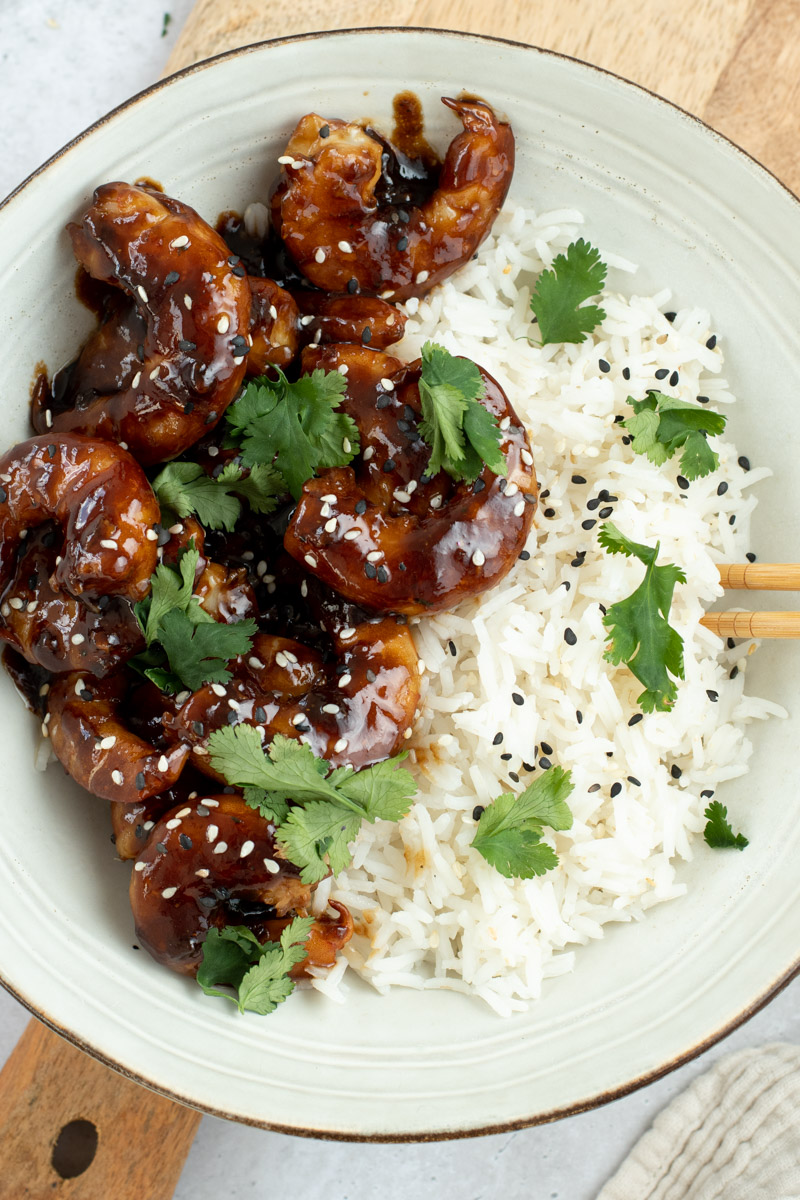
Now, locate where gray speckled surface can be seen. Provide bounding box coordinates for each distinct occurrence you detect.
[0,6,797,1196]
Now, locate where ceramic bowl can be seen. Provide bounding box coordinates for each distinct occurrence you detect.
[0,29,798,1139]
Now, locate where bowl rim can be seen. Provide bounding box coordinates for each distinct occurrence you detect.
[1,25,798,1141]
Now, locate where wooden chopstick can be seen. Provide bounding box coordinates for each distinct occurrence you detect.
[717,563,800,590]
[705,564,800,638]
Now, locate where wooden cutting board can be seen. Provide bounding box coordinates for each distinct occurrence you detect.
[2,2,798,1197]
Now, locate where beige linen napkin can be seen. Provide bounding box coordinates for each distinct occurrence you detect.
[598,1044,800,1200]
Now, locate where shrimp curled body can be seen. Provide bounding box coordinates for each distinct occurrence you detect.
[35,183,251,464]
[275,97,514,302]
[284,345,538,615]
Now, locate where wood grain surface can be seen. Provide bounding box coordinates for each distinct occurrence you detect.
[165,0,800,194]
[0,1019,201,1199]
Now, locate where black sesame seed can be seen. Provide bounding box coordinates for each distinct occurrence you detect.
[318,124,330,138]
[355,499,367,514]
[500,752,512,761]
[539,489,550,500]
[361,327,372,344]
[628,713,643,726]
[524,493,537,505]
[398,209,410,223]
[544,507,556,518]
[701,789,715,799]
[540,741,553,756]
[80,689,93,702]
[539,757,552,770]
[614,414,625,424]
[738,456,750,471]
[137,343,145,361]
[296,722,311,734]
[522,762,536,772]
[231,334,248,352]
[655,368,669,380]
[746,552,756,563]
[366,669,377,683]
[347,278,359,294]
[183,401,195,415]
[398,561,406,571]
[581,518,596,530]
[562,580,571,591]
[669,370,679,387]
[473,478,486,494]
[135,772,145,790]
[364,562,377,579]
[492,732,503,746]
[376,394,392,411]
[377,565,389,583]
[729,515,736,526]
[598,506,613,519]
[570,557,584,568]
[518,549,530,561]
[610,782,622,797]
[204,411,218,425]
[576,711,583,725]
[396,236,409,252]
[226,710,239,725]
[232,264,246,277]
[621,435,632,445]
[607,751,614,758]
[664,311,676,322]
[717,481,728,496]
[255,706,267,723]
[46,444,56,459]
[564,628,577,646]
[512,693,524,706]
[670,764,682,779]
[472,805,485,821]
[164,270,180,285]
[696,395,709,404]
[587,497,601,511]
[509,771,520,783]
[179,833,193,850]
[706,689,719,702]
[622,367,631,381]
[588,783,601,793]
[627,776,641,787]
[677,476,690,490]
[448,640,457,656]
[727,638,736,649]
[383,458,396,472]
[599,359,610,373]
[197,805,210,817]
[156,842,167,855]
[571,474,587,485]
[192,721,204,736]
[706,334,717,349]
[599,604,607,615]
[227,255,240,267]
[198,896,215,908]
[598,490,610,501]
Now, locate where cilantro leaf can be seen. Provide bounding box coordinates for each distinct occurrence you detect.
[599,522,686,713]
[471,767,574,879]
[703,801,749,850]
[152,460,284,532]
[623,391,726,480]
[196,916,314,1015]
[278,801,363,883]
[417,342,506,483]
[225,369,359,500]
[157,609,257,692]
[529,239,607,345]
[134,543,200,645]
[242,785,290,826]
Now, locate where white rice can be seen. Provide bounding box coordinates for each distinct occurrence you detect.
[309,202,786,1014]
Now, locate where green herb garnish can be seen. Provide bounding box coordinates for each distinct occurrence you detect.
[196,916,314,1014]
[417,341,506,483]
[623,391,727,480]
[207,727,417,883]
[471,766,574,879]
[151,460,284,532]
[703,801,749,850]
[529,239,607,345]
[599,523,686,713]
[132,544,257,693]
[224,368,360,500]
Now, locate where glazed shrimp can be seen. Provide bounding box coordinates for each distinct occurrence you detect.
[33,183,251,465]
[47,670,189,804]
[274,97,514,301]
[284,344,538,615]
[129,793,341,974]
[168,612,419,775]
[0,435,159,669]
[247,277,299,373]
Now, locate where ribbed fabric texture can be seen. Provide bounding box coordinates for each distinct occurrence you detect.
[598,1044,800,1200]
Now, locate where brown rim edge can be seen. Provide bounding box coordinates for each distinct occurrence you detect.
[1,25,799,1143]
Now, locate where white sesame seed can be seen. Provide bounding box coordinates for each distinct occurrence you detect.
[333,738,348,753]
[313,328,322,344]
[158,754,169,772]
[100,735,116,750]
[100,538,118,551]
[342,437,352,453]
[227,698,239,710]
[499,416,511,431]
[203,798,219,807]
[149,366,160,381]
[166,818,182,830]
[184,294,192,310]
[38,683,50,697]
[417,659,426,674]
[0,604,8,618]
[322,703,340,714]
[284,651,298,663]
[472,549,486,567]
[211,683,226,697]
[71,633,85,645]
[137,285,149,304]
[404,727,413,739]
[119,443,128,450]
[415,270,429,284]
[168,523,183,535]
[24,600,38,615]
[176,808,192,818]
[0,474,8,484]
[264,858,280,874]
[521,448,533,466]
[393,490,411,503]
[193,746,209,755]
[340,627,356,640]
[338,673,352,688]
[380,290,395,299]
[304,553,318,568]
[291,159,305,170]
[324,517,337,533]
[514,500,526,517]
[170,235,190,249]
[380,377,395,391]
[206,824,219,842]
[240,840,255,858]
[430,495,443,510]
[45,409,53,428]
[131,371,141,389]
[366,550,382,563]
[213,841,228,855]
[217,314,230,334]
[161,887,177,899]
[320,503,331,519]
[321,493,337,504]
[143,820,154,830]
[275,651,288,668]
[278,155,293,164]
[248,657,265,670]
[314,248,326,264]
[344,529,360,541]
[504,482,519,498]
[134,861,146,872]
[363,446,374,462]
[268,305,279,321]
[291,712,306,726]
[195,868,209,877]
[74,679,85,696]
[300,580,308,598]
[338,240,353,253]
[8,598,23,610]
[146,528,158,541]
[111,770,124,785]
[207,446,219,457]
[242,551,254,561]
[338,364,349,376]
[40,722,49,738]
[257,560,267,577]
[175,691,190,705]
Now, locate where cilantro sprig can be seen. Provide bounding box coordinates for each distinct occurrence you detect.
[196,916,314,1015]
[599,523,686,713]
[703,801,749,850]
[623,391,727,481]
[224,368,360,500]
[207,727,417,883]
[132,544,257,693]
[529,239,607,345]
[417,342,506,483]
[471,767,574,879]
[152,460,285,532]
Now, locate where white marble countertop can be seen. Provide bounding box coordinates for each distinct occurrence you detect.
[0,4,797,1197]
